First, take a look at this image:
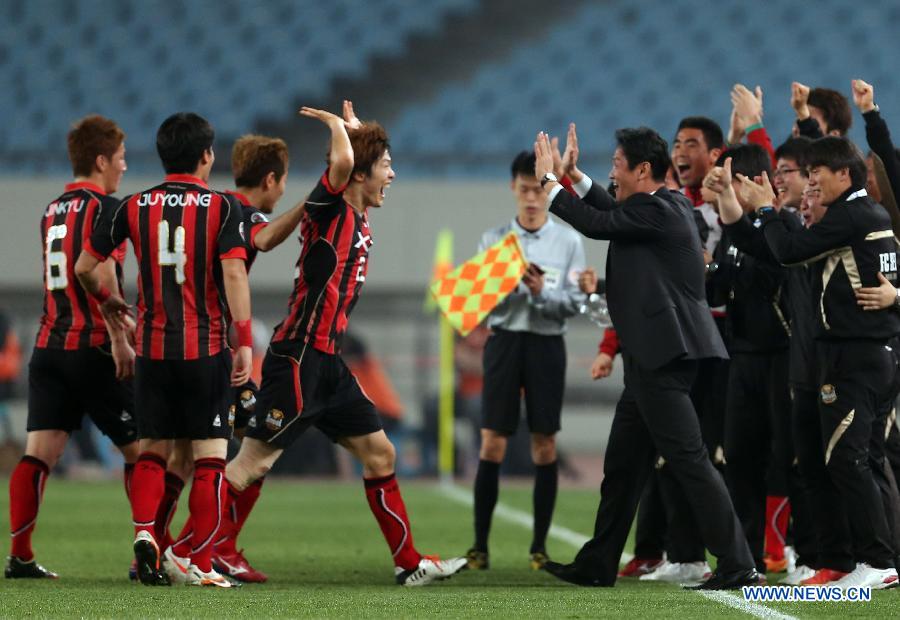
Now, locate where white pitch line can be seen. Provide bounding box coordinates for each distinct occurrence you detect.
[438,482,798,620]
[696,591,798,620]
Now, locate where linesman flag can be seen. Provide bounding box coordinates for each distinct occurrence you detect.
[430,231,527,335]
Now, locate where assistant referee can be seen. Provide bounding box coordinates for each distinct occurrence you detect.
[466,150,585,571]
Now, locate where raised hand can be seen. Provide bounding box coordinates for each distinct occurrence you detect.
[703,157,733,195]
[732,84,763,126]
[727,107,746,145]
[550,136,564,179]
[736,171,776,211]
[343,99,362,130]
[299,106,345,127]
[562,122,582,182]
[851,79,876,114]
[534,132,555,182]
[791,82,811,120]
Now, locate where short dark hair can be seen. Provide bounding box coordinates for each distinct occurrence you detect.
[807,88,852,136]
[805,136,867,187]
[774,137,812,177]
[156,112,215,174]
[232,135,289,187]
[716,144,772,180]
[511,150,536,179]
[615,127,671,182]
[677,116,725,151]
[67,115,125,177]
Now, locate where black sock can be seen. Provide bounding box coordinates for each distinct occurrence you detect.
[531,461,558,554]
[473,459,501,552]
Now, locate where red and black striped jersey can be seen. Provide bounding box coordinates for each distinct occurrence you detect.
[226,191,270,273]
[86,174,247,360]
[271,170,372,354]
[36,182,125,350]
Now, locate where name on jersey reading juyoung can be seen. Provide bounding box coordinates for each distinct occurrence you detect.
[137,193,213,208]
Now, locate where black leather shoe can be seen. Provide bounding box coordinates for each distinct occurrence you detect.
[543,561,608,587]
[685,568,760,590]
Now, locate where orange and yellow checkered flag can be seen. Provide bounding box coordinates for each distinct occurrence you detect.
[430,231,527,336]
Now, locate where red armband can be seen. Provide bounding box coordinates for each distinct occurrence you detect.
[234,319,253,348]
[91,286,111,304]
[598,327,620,357]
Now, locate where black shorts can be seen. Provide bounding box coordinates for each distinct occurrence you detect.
[27,346,137,447]
[231,379,259,431]
[245,340,381,448]
[135,351,233,440]
[481,328,566,436]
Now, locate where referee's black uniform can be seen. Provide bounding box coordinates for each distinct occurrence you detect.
[762,185,900,571]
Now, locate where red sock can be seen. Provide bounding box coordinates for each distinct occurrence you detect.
[764,495,791,560]
[9,456,49,561]
[188,458,227,573]
[171,516,193,558]
[130,452,166,538]
[154,472,185,552]
[123,463,135,501]
[364,473,422,571]
[215,478,264,555]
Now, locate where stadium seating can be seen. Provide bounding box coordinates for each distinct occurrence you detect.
[389,0,900,175]
[2,0,899,175]
[0,0,477,171]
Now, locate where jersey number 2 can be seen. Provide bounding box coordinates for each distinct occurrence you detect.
[158,221,186,284]
[45,224,68,291]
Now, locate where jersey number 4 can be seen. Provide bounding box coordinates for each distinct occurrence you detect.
[44,224,68,291]
[158,221,186,285]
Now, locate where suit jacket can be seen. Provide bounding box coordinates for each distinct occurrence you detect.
[550,183,727,369]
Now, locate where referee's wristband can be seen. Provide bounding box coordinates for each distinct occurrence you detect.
[91,286,112,304]
[234,319,253,348]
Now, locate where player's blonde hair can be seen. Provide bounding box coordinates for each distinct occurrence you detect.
[232,134,289,188]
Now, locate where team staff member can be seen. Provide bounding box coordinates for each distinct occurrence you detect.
[534,126,756,590]
[6,116,137,580]
[466,150,585,571]
[703,144,792,578]
[745,136,900,590]
[76,112,254,588]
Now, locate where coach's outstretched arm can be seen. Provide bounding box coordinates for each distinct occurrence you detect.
[300,99,356,192]
[535,132,666,241]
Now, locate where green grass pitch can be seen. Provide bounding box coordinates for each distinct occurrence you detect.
[0,478,894,618]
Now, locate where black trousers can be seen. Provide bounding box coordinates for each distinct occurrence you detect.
[573,354,754,584]
[818,340,896,569]
[633,468,666,559]
[723,351,793,573]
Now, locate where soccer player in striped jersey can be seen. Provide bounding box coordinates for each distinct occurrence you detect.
[5,116,138,580]
[161,135,307,583]
[75,112,254,588]
[224,101,468,586]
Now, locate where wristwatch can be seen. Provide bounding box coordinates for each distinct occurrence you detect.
[540,172,559,188]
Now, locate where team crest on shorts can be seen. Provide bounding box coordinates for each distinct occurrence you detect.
[820,384,837,404]
[228,405,236,427]
[120,411,132,423]
[247,416,257,428]
[240,390,257,411]
[265,409,284,431]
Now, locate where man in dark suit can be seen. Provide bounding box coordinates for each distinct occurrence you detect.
[533,126,757,589]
